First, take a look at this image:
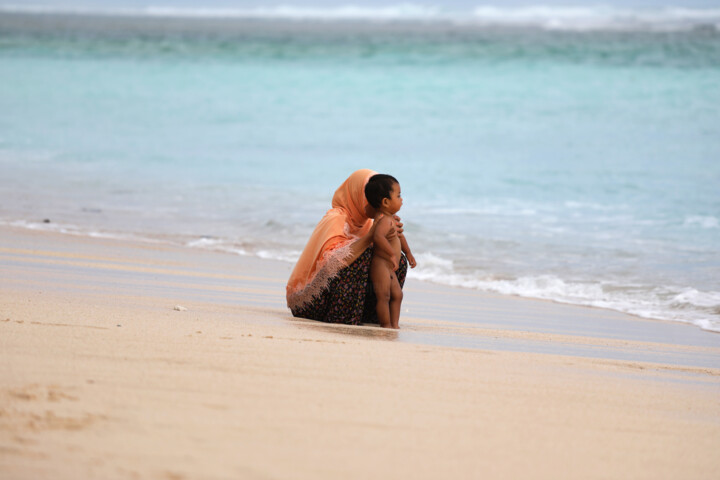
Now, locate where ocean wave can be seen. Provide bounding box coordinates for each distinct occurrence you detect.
[0,219,163,243]
[425,206,538,216]
[410,252,720,333]
[3,218,718,333]
[1,218,305,264]
[1,4,720,31]
[683,215,719,229]
[145,4,442,21]
[0,3,442,21]
[185,236,249,256]
[471,6,720,31]
[256,249,303,264]
[184,235,303,261]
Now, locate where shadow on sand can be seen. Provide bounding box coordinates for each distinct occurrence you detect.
[291,319,400,341]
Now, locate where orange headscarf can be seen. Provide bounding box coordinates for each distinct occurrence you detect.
[286,169,376,310]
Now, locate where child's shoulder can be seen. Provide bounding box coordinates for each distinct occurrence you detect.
[373,214,394,234]
[374,213,393,225]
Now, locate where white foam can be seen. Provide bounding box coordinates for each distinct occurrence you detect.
[411,251,454,274]
[671,287,720,309]
[426,205,538,216]
[683,215,719,229]
[409,251,720,333]
[471,5,720,31]
[149,4,442,21]
[564,201,623,212]
[1,4,719,31]
[256,249,302,263]
[3,217,718,332]
[186,237,224,248]
[0,3,442,21]
[185,237,249,256]
[0,219,166,244]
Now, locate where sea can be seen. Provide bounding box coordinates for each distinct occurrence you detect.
[1,5,719,333]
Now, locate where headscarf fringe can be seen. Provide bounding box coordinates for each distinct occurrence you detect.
[286,236,355,310]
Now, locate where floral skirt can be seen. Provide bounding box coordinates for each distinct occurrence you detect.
[290,246,408,325]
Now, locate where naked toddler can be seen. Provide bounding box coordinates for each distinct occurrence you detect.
[364,174,416,329]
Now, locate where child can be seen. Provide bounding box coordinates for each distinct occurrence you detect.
[364,174,417,329]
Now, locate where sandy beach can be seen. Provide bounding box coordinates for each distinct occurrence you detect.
[1,225,719,479]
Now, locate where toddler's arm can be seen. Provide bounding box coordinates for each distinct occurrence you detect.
[399,233,417,268]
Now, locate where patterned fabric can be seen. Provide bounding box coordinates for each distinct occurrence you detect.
[291,246,408,325]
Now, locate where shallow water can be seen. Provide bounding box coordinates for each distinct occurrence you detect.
[1,9,719,332]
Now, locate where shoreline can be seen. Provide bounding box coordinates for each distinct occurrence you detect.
[4,218,720,337]
[2,225,720,479]
[1,222,719,372]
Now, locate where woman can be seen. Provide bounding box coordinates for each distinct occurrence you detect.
[286,169,408,325]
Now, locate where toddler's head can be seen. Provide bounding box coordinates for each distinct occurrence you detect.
[365,174,402,214]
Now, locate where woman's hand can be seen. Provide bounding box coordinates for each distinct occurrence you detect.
[393,215,404,236]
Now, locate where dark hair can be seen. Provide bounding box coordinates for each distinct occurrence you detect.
[364,174,398,209]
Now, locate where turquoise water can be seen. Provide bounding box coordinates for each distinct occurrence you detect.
[1,11,719,332]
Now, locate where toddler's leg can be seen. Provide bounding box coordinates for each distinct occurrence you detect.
[389,273,403,329]
[370,259,393,328]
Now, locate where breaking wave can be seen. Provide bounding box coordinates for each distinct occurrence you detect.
[3,219,719,333]
[2,4,720,31]
[410,252,720,333]
[470,6,720,31]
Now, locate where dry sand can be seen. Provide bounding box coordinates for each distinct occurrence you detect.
[1,226,719,479]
